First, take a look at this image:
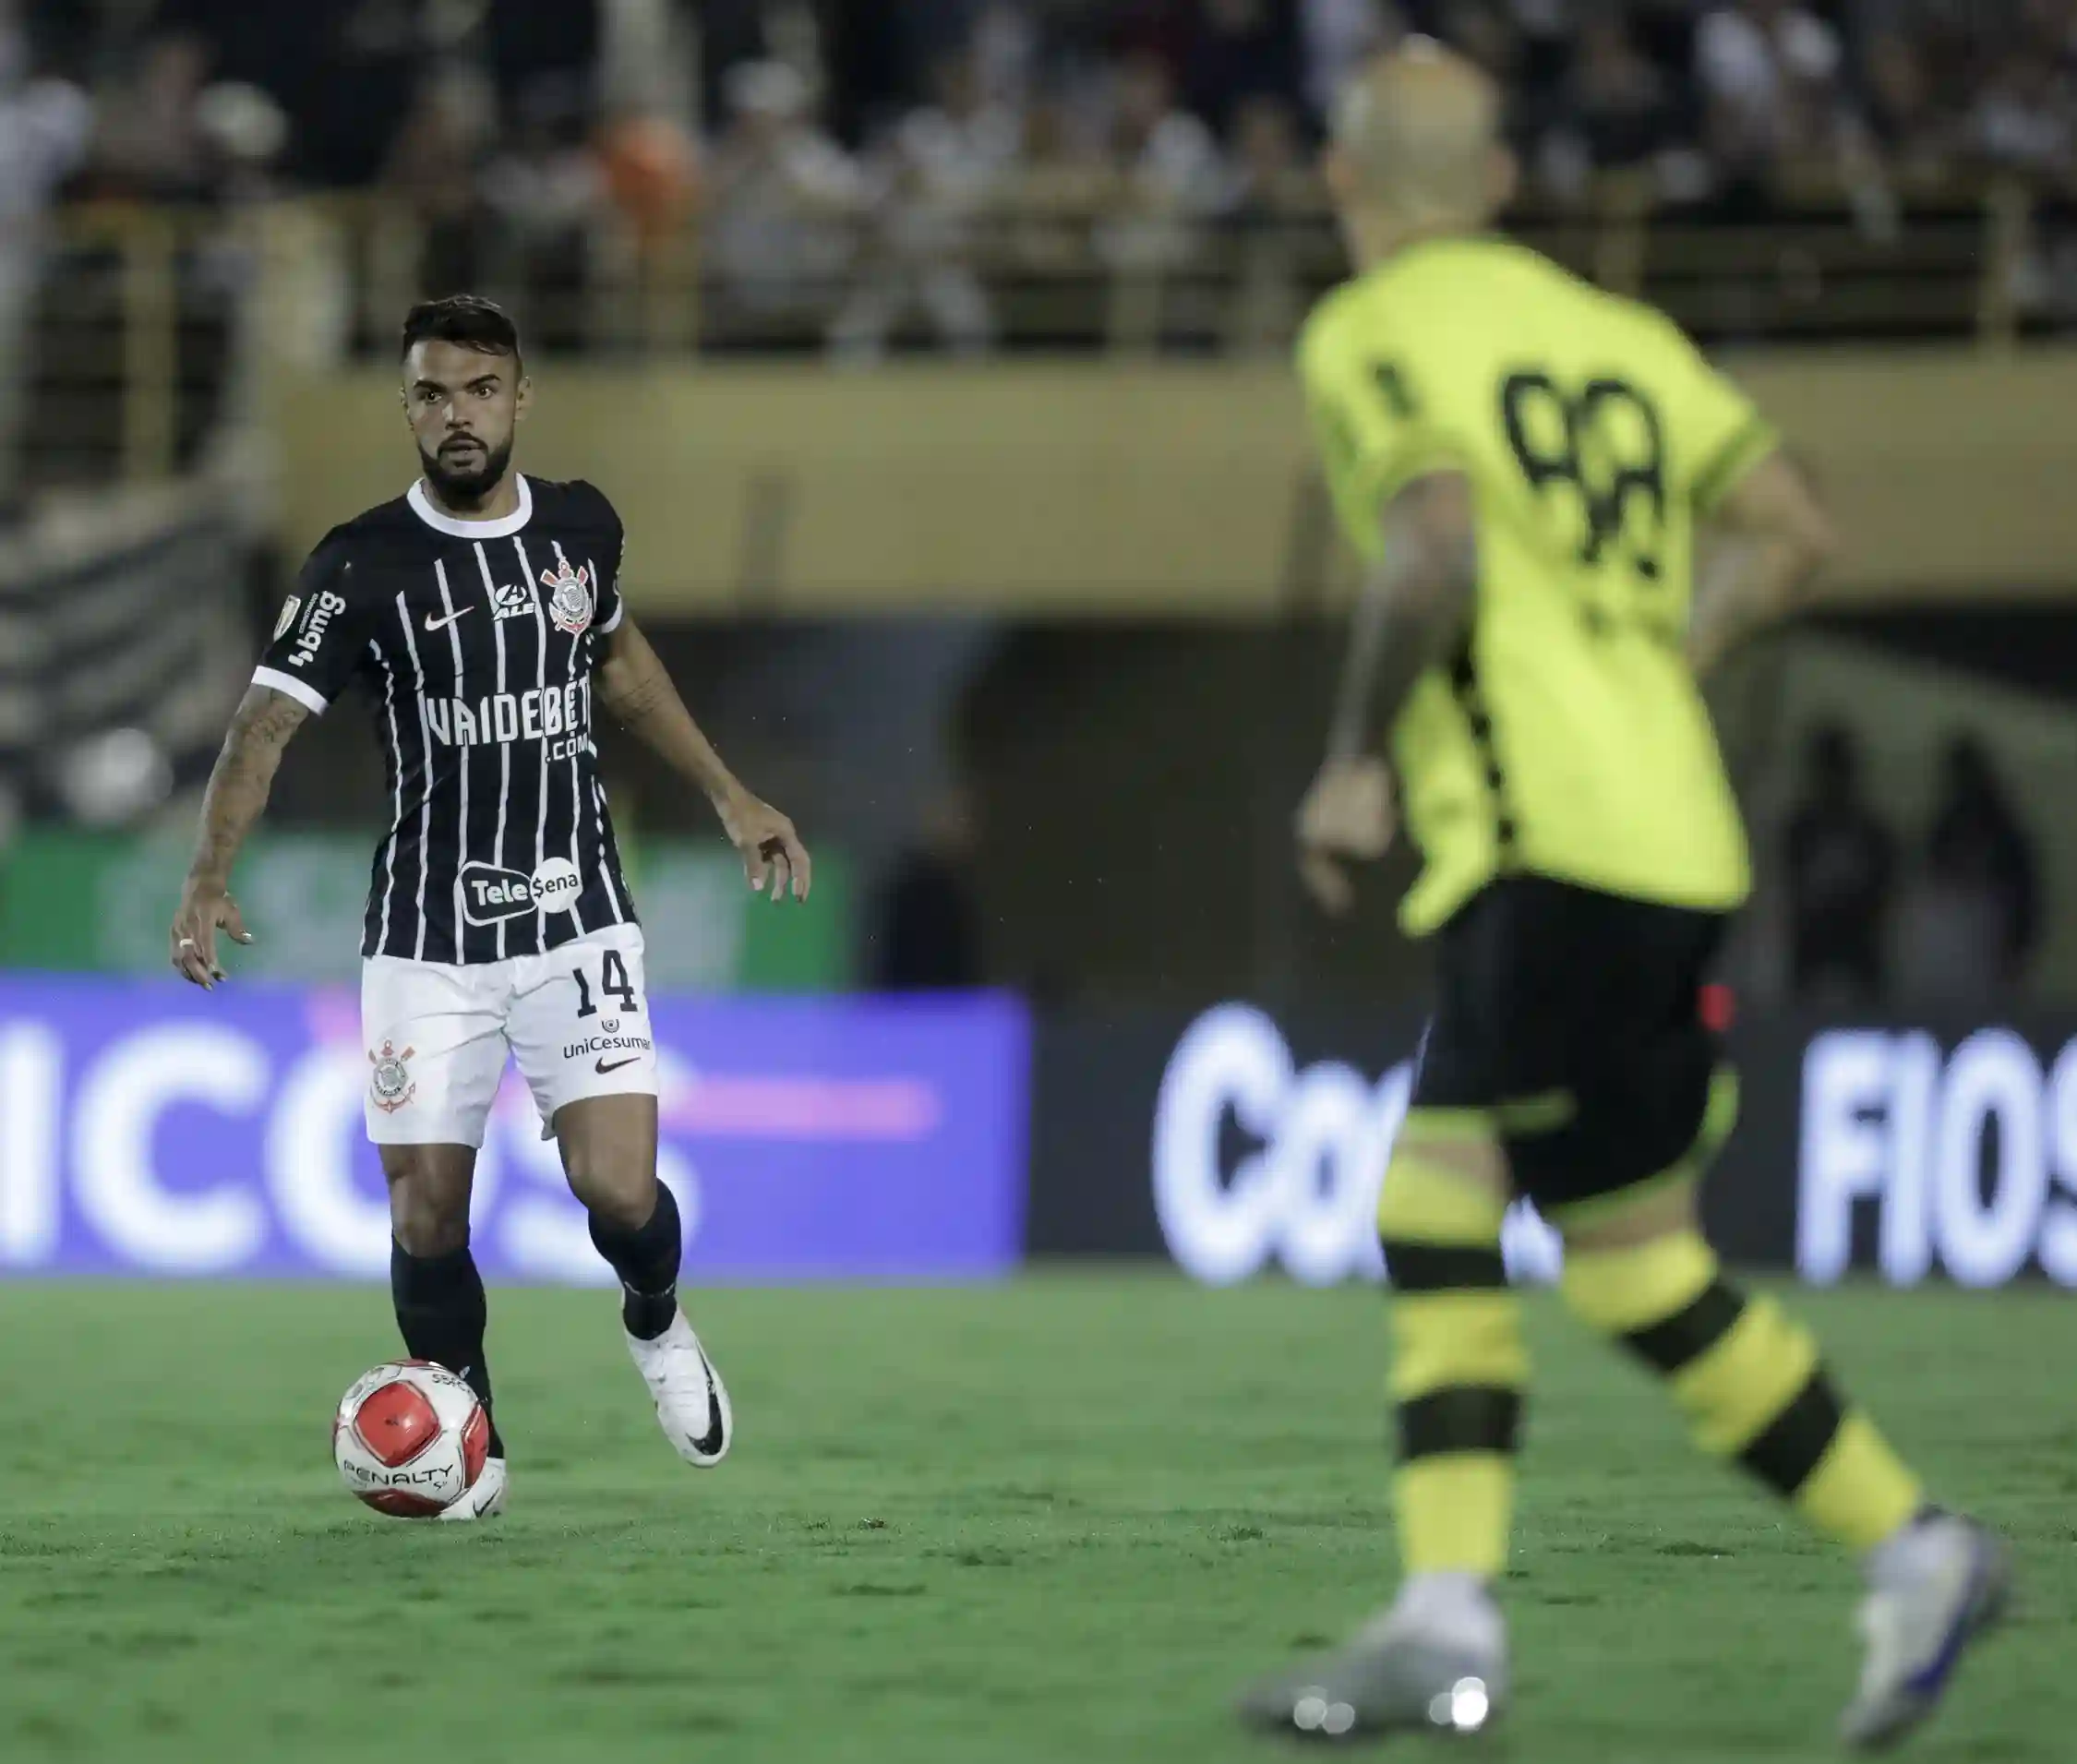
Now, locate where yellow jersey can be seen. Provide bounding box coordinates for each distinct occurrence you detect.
[1298,235,1779,936]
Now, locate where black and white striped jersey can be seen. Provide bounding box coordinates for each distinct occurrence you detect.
[253,474,639,965]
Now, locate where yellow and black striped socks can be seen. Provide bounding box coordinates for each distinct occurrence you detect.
[1377,1156,1525,1579]
[1560,1234,1921,1551]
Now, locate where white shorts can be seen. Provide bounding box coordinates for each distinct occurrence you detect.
[361,923,657,1147]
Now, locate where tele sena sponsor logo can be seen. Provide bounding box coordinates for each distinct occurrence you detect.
[1798,1027,2077,1287]
[1151,1004,1560,1287]
[466,870,534,918]
[461,859,582,926]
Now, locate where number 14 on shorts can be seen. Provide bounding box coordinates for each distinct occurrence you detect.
[540,937,655,1135]
[565,945,649,1077]
[573,947,641,1020]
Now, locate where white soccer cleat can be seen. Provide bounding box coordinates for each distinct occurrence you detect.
[1841,1513,2010,1750]
[1239,1597,1508,1741]
[626,1311,732,1467]
[437,1455,508,1522]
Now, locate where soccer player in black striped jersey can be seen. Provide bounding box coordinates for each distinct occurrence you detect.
[168,295,809,1515]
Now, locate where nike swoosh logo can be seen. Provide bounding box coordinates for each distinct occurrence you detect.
[594,1054,642,1074]
[425,606,473,632]
[690,1348,726,1458]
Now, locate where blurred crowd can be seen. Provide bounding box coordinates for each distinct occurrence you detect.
[1,1,2072,360]
[18,2,2077,201]
[1783,724,2041,1009]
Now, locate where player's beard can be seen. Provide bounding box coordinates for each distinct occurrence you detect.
[419,435,514,509]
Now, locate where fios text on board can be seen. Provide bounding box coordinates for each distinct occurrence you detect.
[1799,1027,2077,1287]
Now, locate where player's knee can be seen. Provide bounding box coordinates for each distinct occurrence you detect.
[1378,1154,1507,1254]
[1556,1174,1700,1254]
[561,1143,654,1230]
[389,1187,470,1258]
[1556,1225,1717,1340]
[555,1097,658,1227]
[381,1149,474,1257]
[1377,1124,1509,1250]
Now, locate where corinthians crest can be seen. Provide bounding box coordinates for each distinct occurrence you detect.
[368,1040,417,1113]
[540,553,594,637]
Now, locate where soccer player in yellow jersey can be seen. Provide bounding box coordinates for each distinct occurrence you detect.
[1242,41,2007,1750]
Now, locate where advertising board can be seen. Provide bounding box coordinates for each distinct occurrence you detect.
[0,979,1027,1281]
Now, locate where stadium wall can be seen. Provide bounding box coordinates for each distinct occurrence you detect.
[269,351,2077,615]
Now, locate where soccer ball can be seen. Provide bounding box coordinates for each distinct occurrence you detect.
[332,1361,491,1518]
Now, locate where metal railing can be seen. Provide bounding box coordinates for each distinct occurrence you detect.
[23,174,2047,489]
[33,200,265,492]
[306,170,2035,359]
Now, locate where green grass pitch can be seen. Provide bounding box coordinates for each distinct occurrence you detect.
[0,1274,2068,1763]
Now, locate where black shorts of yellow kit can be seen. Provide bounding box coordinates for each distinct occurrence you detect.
[1375,877,1923,1581]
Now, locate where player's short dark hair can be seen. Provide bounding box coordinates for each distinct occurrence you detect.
[400,294,522,368]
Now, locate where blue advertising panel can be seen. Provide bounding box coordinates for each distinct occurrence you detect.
[0,979,1028,1281]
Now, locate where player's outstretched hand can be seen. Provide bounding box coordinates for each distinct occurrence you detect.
[170,879,255,989]
[719,789,811,904]
[1296,754,1395,918]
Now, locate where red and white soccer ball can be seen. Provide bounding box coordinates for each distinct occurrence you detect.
[332,1361,491,1518]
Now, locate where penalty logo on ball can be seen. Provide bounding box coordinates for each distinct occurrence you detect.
[334,1360,492,1519]
[367,1039,416,1113]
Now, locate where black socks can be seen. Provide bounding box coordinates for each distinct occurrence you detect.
[390,1238,503,1457]
[387,1185,682,1468]
[588,1182,683,1341]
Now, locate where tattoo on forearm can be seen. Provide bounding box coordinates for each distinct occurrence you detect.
[187,691,304,884]
[604,665,671,725]
[1341,599,1459,758]
[239,691,308,750]
[1331,529,1476,759]
[1328,576,1392,760]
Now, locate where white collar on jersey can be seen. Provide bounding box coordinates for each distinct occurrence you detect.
[407,473,533,539]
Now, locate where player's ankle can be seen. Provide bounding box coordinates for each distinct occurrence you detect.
[621,1284,678,1341]
[1390,1571,1504,1647]
[1862,1504,1952,1585]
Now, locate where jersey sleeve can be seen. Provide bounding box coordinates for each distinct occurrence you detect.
[1654,320,1781,518]
[251,534,374,714]
[574,480,628,635]
[1297,298,1471,561]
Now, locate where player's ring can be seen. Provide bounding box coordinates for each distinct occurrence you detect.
[178,938,198,949]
